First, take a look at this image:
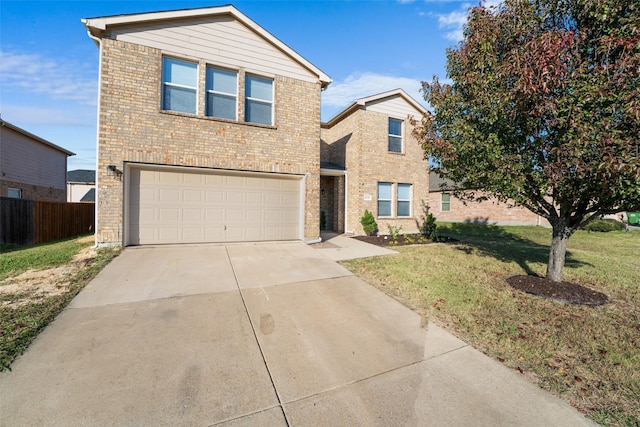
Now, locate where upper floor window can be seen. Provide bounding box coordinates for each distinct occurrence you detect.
[162,57,197,114]
[378,182,392,217]
[245,75,273,125]
[441,193,451,212]
[388,118,403,153]
[7,188,21,199]
[206,67,237,120]
[397,184,411,217]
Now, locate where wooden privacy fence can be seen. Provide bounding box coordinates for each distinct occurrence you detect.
[0,197,95,246]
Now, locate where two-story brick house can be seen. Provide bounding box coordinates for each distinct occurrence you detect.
[320,89,429,234]
[83,6,331,246]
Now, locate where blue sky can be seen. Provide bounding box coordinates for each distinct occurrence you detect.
[0,0,480,170]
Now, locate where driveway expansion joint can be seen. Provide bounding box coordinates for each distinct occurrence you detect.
[225,247,290,427]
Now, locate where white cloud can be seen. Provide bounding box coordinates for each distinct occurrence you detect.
[0,105,95,127]
[436,1,503,42]
[323,72,425,108]
[0,50,98,105]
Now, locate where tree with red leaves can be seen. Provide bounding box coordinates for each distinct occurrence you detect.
[412,0,640,282]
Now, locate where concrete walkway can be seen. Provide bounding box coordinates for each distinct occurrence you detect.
[0,241,594,426]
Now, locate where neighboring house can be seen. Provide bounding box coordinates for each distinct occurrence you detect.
[67,169,96,202]
[320,89,429,234]
[83,5,331,246]
[427,171,545,226]
[0,120,74,202]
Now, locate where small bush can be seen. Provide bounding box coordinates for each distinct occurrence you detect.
[360,210,377,236]
[387,224,403,244]
[583,218,625,232]
[421,213,438,239]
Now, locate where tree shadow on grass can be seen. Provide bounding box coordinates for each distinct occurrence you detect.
[438,222,590,277]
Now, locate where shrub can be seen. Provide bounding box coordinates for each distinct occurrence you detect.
[387,224,403,244]
[583,218,625,232]
[360,210,377,236]
[421,213,438,239]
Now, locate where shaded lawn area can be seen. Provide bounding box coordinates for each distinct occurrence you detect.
[342,223,640,426]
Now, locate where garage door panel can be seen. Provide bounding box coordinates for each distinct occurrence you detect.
[206,190,223,203]
[183,209,203,222]
[245,191,263,205]
[159,172,180,184]
[159,208,180,221]
[159,188,180,202]
[183,190,203,203]
[182,227,204,240]
[128,167,301,245]
[245,209,263,222]
[281,193,299,206]
[205,227,225,240]
[158,228,180,241]
[226,191,244,204]
[205,209,224,222]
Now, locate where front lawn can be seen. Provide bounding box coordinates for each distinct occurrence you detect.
[342,223,640,426]
[0,236,121,370]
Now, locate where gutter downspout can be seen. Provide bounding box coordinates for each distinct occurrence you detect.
[85,27,102,247]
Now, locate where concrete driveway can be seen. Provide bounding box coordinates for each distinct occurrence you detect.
[0,241,593,426]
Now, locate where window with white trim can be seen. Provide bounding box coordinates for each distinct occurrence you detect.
[388,118,403,153]
[7,188,21,199]
[397,184,411,217]
[378,182,392,217]
[245,75,273,125]
[162,57,197,114]
[441,193,451,212]
[206,67,237,120]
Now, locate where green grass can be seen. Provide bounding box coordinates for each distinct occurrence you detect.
[343,223,640,426]
[0,237,121,370]
[0,237,92,281]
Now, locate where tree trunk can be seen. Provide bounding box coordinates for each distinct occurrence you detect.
[546,222,572,282]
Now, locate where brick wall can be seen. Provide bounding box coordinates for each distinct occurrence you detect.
[427,191,546,225]
[322,109,429,234]
[0,179,66,202]
[97,39,321,245]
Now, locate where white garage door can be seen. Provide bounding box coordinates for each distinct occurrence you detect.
[127,166,302,245]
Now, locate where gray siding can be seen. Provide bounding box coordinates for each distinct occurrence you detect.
[109,16,319,83]
[0,126,67,190]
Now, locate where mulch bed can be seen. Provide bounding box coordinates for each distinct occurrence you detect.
[507,275,608,306]
[352,234,456,246]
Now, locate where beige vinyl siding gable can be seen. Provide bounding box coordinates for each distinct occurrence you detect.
[108,16,319,84]
[365,96,424,119]
[0,126,67,190]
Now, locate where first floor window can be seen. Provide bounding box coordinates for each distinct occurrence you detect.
[206,67,237,120]
[378,182,392,217]
[397,184,411,217]
[388,118,403,153]
[245,74,273,125]
[441,193,451,212]
[162,57,197,114]
[7,188,21,199]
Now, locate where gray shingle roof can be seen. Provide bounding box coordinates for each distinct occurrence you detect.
[80,188,95,202]
[67,169,95,184]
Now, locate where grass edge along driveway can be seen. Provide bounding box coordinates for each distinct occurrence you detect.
[1,235,121,371]
[342,223,639,427]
